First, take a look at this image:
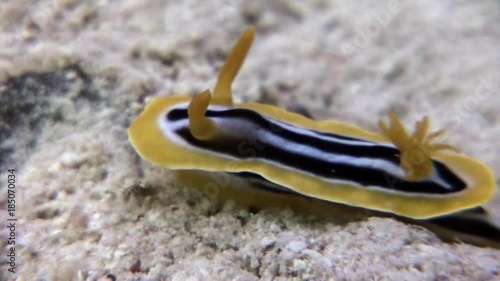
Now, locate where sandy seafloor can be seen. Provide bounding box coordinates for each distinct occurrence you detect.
[0,0,499,280]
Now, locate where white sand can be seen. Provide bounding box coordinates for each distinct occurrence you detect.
[1,0,499,280]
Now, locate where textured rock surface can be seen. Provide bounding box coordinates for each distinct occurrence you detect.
[1,0,499,280]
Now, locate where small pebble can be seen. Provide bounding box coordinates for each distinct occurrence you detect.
[292,259,307,272]
[59,151,86,168]
[288,240,307,252]
[260,236,276,248]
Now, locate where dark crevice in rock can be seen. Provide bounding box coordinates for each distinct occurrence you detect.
[0,67,100,172]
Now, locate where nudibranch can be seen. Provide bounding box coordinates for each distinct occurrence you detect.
[128,27,495,219]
